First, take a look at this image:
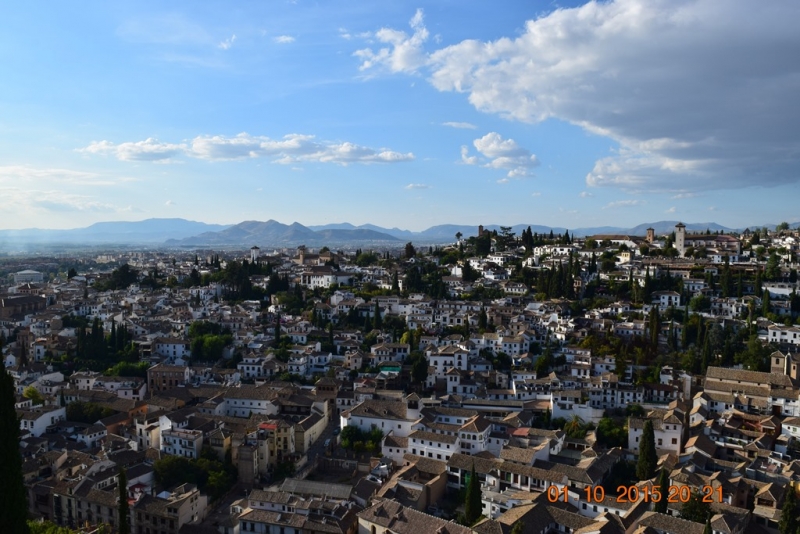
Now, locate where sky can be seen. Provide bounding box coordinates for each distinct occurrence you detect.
[1,0,799,232]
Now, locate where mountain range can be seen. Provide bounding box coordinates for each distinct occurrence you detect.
[0,218,793,249]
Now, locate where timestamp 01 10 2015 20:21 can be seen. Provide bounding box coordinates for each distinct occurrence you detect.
[546,484,724,504]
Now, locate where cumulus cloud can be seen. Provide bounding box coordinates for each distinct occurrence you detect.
[354,8,429,73]
[274,35,295,44]
[579,191,593,198]
[361,1,800,192]
[165,200,175,206]
[405,183,430,190]
[442,121,477,129]
[218,34,236,50]
[461,132,539,178]
[603,199,646,209]
[81,133,414,166]
[665,206,676,213]
[81,138,186,162]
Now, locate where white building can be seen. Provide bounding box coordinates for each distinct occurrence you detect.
[17,406,66,438]
[628,408,685,455]
[14,269,44,284]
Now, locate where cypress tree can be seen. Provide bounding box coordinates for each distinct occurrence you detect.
[464,462,481,525]
[636,419,657,480]
[110,319,117,353]
[780,483,797,534]
[118,466,130,534]
[274,314,281,348]
[654,468,670,514]
[373,301,382,330]
[755,269,763,298]
[0,370,30,534]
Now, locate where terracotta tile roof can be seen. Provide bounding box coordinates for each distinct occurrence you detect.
[358,500,473,534]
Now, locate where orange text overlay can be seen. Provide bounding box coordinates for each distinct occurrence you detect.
[546,484,723,504]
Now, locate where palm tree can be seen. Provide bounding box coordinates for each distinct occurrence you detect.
[564,414,584,437]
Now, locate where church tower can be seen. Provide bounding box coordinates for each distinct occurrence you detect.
[675,223,686,257]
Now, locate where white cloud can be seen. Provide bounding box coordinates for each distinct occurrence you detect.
[218,34,236,50]
[274,35,295,44]
[364,2,800,192]
[81,138,186,162]
[165,200,175,206]
[0,165,115,186]
[0,187,130,213]
[354,8,429,73]
[708,206,716,211]
[531,191,542,197]
[665,206,676,213]
[579,191,593,198]
[460,145,478,166]
[82,133,414,165]
[339,28,352,40]
[461,132,539,178]
[405,183,430,190]
[603,199,646,209]
[672,192,697,199]
[442,121,477,129]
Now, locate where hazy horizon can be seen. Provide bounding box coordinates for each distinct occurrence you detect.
[2,1,799,231]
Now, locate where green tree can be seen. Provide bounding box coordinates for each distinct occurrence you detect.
[464,462,482,525]
[510,521,524,534]
[27,521,80,534]
[654,468,669,514]
[410,353,428,387]
[373,301,382,330]
[780,483,798,534]
[636,419,657,480]
[0,370,30,534]
[596,417,627,448]
[118,466,130,534]
[681,489,712,523]
[23,385,44,405]
[564,414,585,438]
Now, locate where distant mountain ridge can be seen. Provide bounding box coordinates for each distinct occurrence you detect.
[0,218,231,245]
[1,218,794,248]
[166,220,402,247]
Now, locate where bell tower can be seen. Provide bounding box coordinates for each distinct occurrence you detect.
[675,223,686,257]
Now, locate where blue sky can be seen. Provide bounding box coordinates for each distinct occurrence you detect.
[1,0,799,231]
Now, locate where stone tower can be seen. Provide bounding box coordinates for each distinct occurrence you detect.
[646,227,655,243]
[250,246,260,263]
[675,222,686,256]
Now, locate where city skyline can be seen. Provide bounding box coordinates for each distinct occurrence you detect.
[1,0,799,231]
